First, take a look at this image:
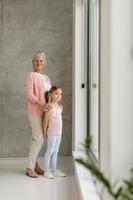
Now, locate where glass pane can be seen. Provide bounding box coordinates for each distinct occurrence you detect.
[88,0,100,161]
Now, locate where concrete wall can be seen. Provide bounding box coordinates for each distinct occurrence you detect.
[0,0,72,157]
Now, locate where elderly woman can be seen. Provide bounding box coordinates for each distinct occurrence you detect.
[25,51,51,178]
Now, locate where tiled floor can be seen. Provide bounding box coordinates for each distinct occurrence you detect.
[0,158,80,200]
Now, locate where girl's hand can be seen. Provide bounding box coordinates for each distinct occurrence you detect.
[44,133,47,138]
[36,100,45,108]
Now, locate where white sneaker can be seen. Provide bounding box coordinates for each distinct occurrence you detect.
[44,171,55,179]
[53,170,66,177]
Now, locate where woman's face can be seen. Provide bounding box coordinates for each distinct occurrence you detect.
[33,55,45,72]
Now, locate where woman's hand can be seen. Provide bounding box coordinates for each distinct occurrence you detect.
[43,103,53,112]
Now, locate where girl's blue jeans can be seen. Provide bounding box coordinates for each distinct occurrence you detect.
[44,135,61,172]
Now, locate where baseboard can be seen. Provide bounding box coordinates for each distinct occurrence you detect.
[0,156,73,169]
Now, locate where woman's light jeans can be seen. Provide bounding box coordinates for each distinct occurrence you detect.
[44,135,61,172]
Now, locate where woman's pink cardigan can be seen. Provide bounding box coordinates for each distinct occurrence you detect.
[25,72,51,116]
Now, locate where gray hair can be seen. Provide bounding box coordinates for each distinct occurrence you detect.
[32,51,47,67]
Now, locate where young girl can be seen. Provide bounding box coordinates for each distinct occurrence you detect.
[43,85,66,179]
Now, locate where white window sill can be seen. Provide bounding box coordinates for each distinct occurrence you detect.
[73,151,100,200]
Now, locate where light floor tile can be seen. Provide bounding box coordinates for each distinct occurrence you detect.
[0,158,80,200]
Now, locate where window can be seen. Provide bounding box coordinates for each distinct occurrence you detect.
[72,0,100,162]
[87,0,100,161]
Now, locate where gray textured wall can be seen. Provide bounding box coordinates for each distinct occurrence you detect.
[0,0,72,157]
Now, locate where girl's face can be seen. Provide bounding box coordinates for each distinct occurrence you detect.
[50,89,62,103]
[33,55,45,72]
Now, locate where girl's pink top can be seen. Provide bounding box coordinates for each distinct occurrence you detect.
[47,105,63,135]
[25,72,51,116]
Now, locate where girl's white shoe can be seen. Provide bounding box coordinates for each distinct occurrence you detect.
[53,170,66,177]
[44,171,55,179]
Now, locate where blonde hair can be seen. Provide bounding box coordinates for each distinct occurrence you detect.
[32,51,47,67]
